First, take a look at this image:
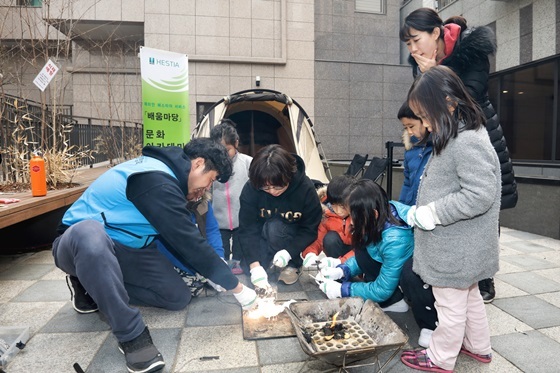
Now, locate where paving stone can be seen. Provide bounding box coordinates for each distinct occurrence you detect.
[185,295,242,327]
[0,264,54,280]
[4,331,108,372]
[493,295,560,329]
[175,325,258,371]
[505,240,555,254]
[497,271,560,294]
[500,254,557,271]
[492,330,560,373]
[256,336,308,365]
[41,303,110,333]
[12,279,68,302]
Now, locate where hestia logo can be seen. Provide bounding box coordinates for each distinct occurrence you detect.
[148,56,180,68]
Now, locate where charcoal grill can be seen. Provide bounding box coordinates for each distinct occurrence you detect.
[286,297,408,372]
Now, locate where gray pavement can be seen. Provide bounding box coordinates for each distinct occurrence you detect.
[1,227,559,372]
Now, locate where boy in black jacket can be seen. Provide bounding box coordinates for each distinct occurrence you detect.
[238,144,322,288]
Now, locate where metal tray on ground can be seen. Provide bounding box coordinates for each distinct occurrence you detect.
[286,298,408,370]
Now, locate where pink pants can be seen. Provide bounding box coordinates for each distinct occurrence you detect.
[427,283,492,370]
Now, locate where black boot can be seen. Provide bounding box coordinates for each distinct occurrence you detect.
[478,278,496,303]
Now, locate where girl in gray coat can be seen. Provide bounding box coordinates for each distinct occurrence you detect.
[400,66,501,373]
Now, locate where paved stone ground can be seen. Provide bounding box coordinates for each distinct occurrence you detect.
[1,227,559,372]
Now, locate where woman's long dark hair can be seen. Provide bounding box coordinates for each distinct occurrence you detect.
[343,179,403,250]
[399,7,467,42]
[407,66,485,155]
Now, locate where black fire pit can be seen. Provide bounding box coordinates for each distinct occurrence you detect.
[286,297,408,371]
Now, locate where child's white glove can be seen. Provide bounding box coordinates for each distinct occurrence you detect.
[320,266,344,280]
[302,253,319,268]
[409,203,440,231]
[406,205,417,227]
[273,249,291,268]
[318,257,341,269]
[250,266,271,290]
[233,285,258,310]
[319,279,342,299]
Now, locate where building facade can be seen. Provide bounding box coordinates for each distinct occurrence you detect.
[0,0,559,235]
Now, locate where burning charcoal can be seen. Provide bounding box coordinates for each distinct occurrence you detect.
[333,323,344,332]
[322,326,333,336]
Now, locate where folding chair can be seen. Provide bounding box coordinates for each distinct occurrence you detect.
[362,156,389,185]
[344,154,368,178]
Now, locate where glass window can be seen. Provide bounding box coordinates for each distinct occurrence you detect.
[17,0,42,6]
[356,0,385,14]
[489,60,558,162]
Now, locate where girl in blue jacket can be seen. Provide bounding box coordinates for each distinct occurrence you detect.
[317,179,413,312]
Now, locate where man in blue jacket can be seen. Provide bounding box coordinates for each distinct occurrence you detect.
[52,138,258,373]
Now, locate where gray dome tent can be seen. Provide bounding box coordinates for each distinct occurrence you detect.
[192,89,331,183]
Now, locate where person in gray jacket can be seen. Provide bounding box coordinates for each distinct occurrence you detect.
[210,119,253,274]
[400,66,500,373]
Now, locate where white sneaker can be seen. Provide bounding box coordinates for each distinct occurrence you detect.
[381,299,409,313]
[418,328,433,348]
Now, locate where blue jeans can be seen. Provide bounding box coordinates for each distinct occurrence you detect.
[52,220,190,342]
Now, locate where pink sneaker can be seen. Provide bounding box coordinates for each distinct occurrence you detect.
[401,349,453,373]
[460,347,492,363]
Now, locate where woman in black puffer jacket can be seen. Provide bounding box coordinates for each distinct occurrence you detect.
[397,7,519,352]
[401,8,518,209]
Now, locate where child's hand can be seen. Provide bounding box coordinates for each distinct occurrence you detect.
[302,253,319,268]
[320,266,344,280]
[273,249,292,268]
[250,266,271,289]
[410,203,441,231]
[319,279,342,299]
[318,257,341,269]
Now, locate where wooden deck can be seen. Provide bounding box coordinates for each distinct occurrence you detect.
[0,166,108,229]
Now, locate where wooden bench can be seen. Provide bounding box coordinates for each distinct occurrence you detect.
[0,166,108,229]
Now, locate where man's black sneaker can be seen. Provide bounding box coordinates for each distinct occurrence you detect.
[66,275,99,314]
[479,278,496,303]
[118,327,165,373]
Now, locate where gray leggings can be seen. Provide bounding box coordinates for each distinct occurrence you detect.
[52,220,190,342]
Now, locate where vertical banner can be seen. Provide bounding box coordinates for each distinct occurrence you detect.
[140,46,190,147]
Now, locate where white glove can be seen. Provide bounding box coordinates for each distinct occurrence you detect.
[320,266,344,280]
[318,257,341,269]
[410,203,441,231]
[319,280,342,299]
[206,278,226,292]
[250,266,271,289]
[302,253,319,268]
[233,285,258,310]
[406,205,417,227]
[273,249,292,268]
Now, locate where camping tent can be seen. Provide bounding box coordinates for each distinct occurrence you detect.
[192,89,331,183]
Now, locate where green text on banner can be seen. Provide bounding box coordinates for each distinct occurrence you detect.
[140,46,189,147]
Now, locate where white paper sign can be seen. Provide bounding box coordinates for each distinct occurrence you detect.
[33,59,59,92]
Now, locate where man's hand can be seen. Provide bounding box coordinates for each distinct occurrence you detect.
[273,249,291,268]
[233,284,258,310]
[250,266,271,289]
[320,266,344,280]
[319,280,342,299]
[318,257,341,269]
[302,253,319,268]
